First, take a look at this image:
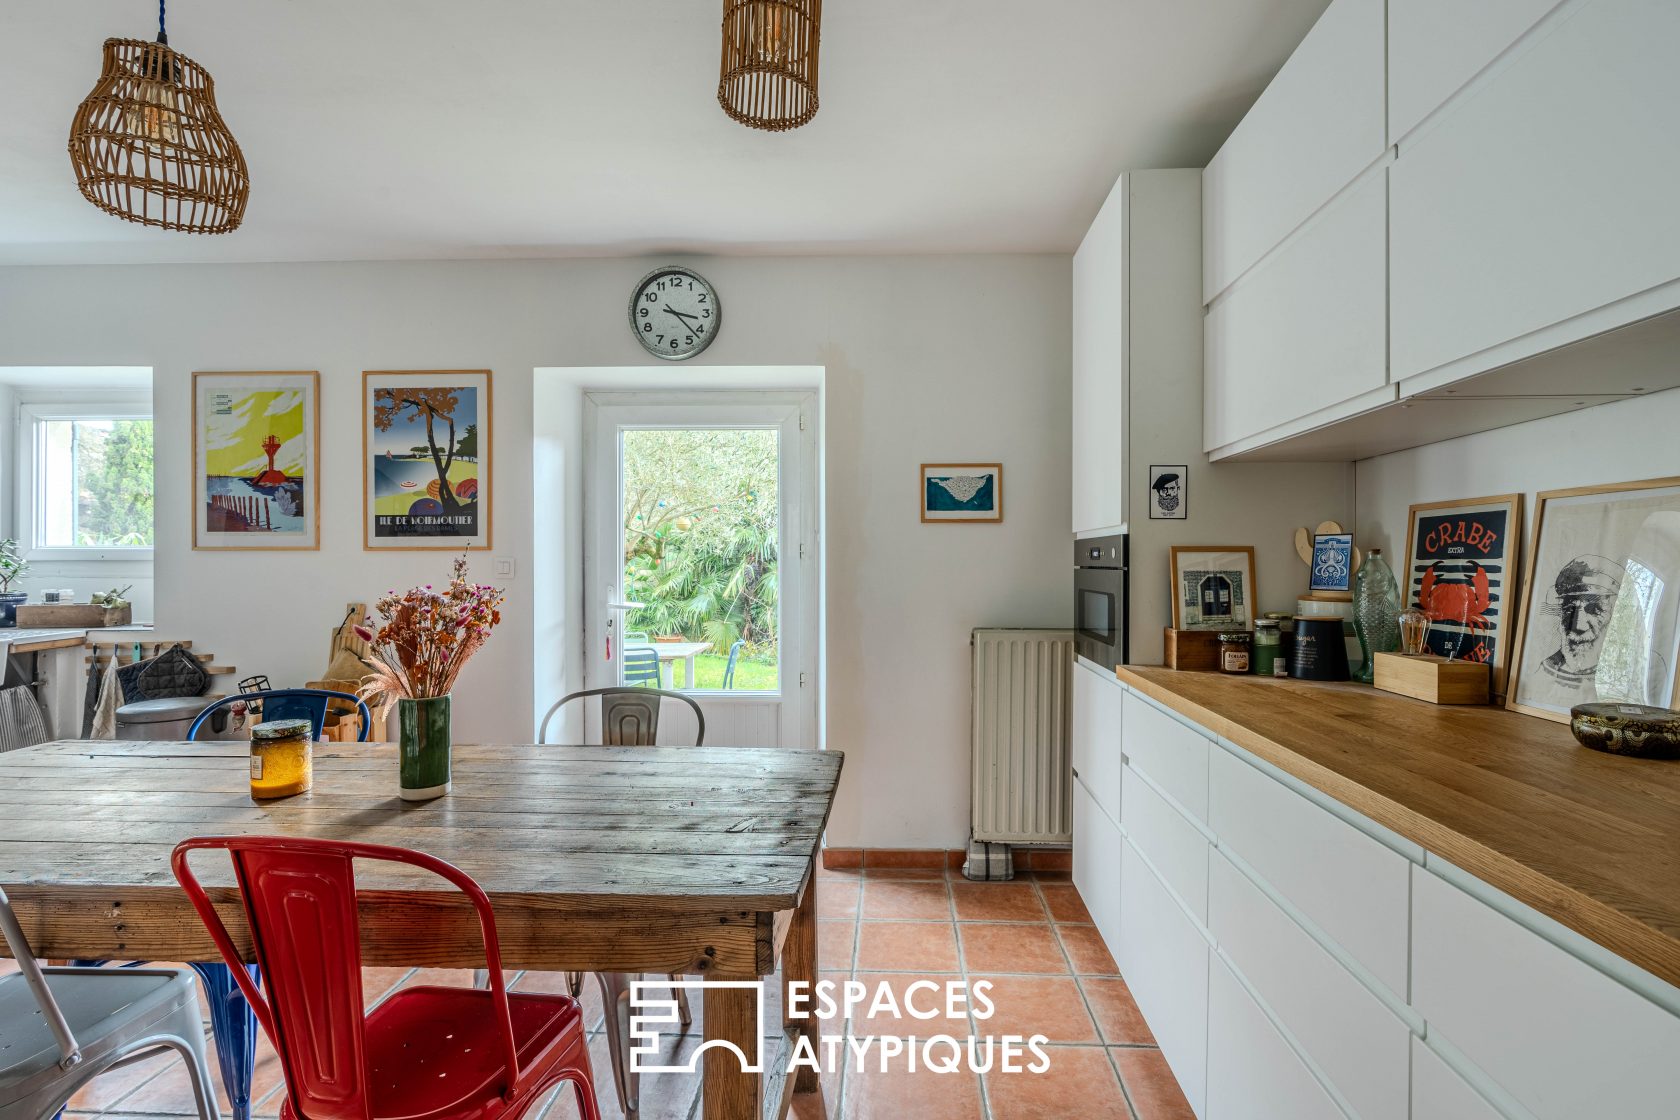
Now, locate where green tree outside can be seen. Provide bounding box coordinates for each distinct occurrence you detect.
[77,419,154,546]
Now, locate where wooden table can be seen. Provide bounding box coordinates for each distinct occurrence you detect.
[0,739,843,1120]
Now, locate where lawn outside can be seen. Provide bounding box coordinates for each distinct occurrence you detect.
[661,651,778,691]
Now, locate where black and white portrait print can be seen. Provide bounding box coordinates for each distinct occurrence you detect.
[1149,465,1187,520]
[1511,481,1680,720]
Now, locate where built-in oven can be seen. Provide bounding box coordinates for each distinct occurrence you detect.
[1075,534,1127,671]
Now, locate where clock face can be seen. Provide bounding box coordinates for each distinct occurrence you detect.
[629,267,720,360]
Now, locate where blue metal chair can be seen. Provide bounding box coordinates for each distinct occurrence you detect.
[171,688,370,1118]
[187,688,371,743]
[621,647,661,688]
[721,640,746,689]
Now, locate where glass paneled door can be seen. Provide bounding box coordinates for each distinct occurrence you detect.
[584,393,816,748]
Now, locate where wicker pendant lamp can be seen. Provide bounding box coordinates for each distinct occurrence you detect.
[68,0,249,234]
[718,0,821,131]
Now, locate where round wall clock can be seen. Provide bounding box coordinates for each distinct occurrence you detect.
[629,266,721,360]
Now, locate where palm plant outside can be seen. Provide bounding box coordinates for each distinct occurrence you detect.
[622,428,778,690]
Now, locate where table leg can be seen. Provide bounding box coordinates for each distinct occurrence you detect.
[193,962,261,1120]
[686,654,697,690]
[704,982,763,1120]
[784,875,820,1094]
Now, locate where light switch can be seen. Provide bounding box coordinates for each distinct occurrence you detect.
[493,557,515,578]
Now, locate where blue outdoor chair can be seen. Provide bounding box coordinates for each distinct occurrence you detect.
[161,688,370,1118]
[721,640,746,689]
[622,646,661,688]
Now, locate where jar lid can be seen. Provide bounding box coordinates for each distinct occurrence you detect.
[252,718,313,741]
[1218,631,1252,643]
[1255,619,1280,630]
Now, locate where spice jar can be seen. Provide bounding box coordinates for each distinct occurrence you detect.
[1253,619,1283,677]
[1218,631,1253,675]
[250,718,313,800]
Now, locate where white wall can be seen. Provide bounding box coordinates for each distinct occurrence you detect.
[0,255,1072,849]
[1356,387,1680,563]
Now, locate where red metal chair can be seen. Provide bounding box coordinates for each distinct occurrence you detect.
[171,835,602,1120]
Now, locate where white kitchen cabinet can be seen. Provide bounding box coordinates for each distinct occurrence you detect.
[1121,767,1208,924]
[1202,0,1386,303]
[1203,173,1389,455]
[1390,0,1680,388]
[1209,852,1410,1120]
[1387,0,1561,143]
[1071,171,1128,535]
[1208,744,1411,999]
[1072,779,1123,953]
[1071,659,1123,824]
[1119,691,1210,824]
[1411,866,1680,1120]
[1120,837,1209,1118]
[1204,957,1343,1120]
[1410,1040,1505,1120]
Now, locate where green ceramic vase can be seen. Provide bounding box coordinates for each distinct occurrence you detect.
[398,695,452,801]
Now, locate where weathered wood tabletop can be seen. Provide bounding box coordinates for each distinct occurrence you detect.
[0,739,844,1120]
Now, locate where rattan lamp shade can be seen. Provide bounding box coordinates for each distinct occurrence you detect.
[718,0,821,131]
[68,38,249,234]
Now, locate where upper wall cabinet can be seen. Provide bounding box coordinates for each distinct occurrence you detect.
[1390,0,1680,387]
[1072,173,1128,535]
[1388,0,1561,143]
[1205,174,1389,453]
[1202,0,1386,304]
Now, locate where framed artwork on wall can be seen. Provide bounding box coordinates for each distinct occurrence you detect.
[1148,465,1187,520]
[1404,493,1523,697]
[1169,545,1257,631]
[1507,476,1680,722]
[192,371,319,550]
[362,370,493,550]
[921,463,1002,523]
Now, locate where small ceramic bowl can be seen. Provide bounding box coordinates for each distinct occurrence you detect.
[1570,702,1680,759]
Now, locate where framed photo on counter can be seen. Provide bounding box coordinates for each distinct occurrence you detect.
[1170,545,1257,631]
[1404,493,1523,698]
[1507,476,1680,721]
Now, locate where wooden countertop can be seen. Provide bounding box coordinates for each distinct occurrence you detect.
[1116,665,1680,990]
[0,625,151,654]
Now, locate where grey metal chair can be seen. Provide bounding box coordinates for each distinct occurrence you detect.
[528,686,706,1119]
[0,885,219,1120]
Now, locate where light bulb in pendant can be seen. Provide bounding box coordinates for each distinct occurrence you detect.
[122,46,181,144]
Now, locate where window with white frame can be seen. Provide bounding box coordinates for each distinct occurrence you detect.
[20,403,154,554]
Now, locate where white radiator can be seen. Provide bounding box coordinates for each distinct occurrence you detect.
[971,628,1075,844]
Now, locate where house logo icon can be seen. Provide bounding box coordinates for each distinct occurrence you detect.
[628,980,766,1074]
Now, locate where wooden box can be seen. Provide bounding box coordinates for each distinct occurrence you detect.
[1164,628,1224,672]
[1372,652,1489,705]
[14,603,132,628]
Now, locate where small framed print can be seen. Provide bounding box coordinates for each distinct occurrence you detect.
[363,370,493,550]
[1309,532,1355,594]
[192,371,319,551]
[1170,545,1257,631]
[1507,476,1680,721]
[921,463,1002,523]
[1148,466,1187,520]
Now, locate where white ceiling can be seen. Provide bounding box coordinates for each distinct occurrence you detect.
[0,1,1329,265]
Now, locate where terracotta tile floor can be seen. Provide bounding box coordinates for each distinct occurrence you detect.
[44,870,1193,1120]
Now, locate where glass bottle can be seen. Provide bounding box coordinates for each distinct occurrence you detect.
[1353,549,1401,684]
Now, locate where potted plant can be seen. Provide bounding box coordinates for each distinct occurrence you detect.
[357,556,505,800]
[0,540,28,629]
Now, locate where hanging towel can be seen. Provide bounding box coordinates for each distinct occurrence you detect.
[81,644,105,738]
[90,656,121,740]
[0,685,51,753]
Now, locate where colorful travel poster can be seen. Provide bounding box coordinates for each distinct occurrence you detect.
[363,370,492,549]
[193,372,318,550]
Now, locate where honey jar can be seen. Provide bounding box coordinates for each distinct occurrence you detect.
[250,718,313,800]
[1218,631,1253,675]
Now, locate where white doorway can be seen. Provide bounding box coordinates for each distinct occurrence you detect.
[584,392,817,748]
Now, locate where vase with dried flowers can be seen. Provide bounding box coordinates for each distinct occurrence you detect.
[358,556,505,800]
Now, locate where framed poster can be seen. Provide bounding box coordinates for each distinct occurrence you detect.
[1170,545,1257,631]
[1507,477,1680,721]
[921,463,1002,523]
[1309,533,1355,594]
[192,371,319,550]
[1148,466,1187,519]
[363,370,492,550]
[1404,493,1523,697]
